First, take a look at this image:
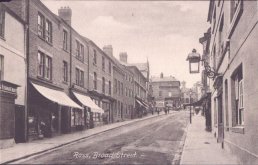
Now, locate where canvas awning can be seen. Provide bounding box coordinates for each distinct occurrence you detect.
[73,92,104,114]
[136,99,144,106]
[31,82,82,109]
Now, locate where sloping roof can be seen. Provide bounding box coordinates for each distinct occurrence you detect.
[151,76,178,82]
[128,63,148,71]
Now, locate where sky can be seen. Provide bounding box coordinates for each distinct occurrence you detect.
[42,0,210,88]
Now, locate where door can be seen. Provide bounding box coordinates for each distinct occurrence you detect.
[217,94,224,143]
[15,105,26,143]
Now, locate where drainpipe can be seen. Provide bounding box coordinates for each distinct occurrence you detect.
[25,0,30,142]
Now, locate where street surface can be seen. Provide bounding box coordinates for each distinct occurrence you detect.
[16,111,188,164]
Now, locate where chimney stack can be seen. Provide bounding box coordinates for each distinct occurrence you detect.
[58,6,72,25]
[103,45,113,56]
[119,52,128,63]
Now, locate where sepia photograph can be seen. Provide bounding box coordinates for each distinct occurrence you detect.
[0,0,258,164]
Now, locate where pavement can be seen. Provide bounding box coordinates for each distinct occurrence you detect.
[0,111,166,164]
[180,113,240,165]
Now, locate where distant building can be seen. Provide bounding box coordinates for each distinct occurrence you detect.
[151,73,181,108]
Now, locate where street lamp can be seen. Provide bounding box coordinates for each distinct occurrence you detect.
[186,49,201,74]
[187,48,217,79]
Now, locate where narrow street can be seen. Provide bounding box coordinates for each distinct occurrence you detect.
[16,111,188,164]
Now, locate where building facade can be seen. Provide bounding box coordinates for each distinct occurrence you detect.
[151,73,181,109]
[0,3,26,147]
[205,0,258,163]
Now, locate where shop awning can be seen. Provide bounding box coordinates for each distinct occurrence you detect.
[31,82,82,109]
[73,92,104,114]
[136,99,144,106]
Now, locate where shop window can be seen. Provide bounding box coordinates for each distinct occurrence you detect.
[232,65,244,126]
[37,51,52,80]
[0,5,5,38]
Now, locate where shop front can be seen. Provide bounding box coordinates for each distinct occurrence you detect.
[72,92,104,129]
[28,82,82,140]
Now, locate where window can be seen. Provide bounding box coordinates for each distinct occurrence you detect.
[232,65,244,126]
[121,83,123,95]
[63,30,68,51]
[63,61,68,82]
[159,91,162,97]
[45,56,52,80]
[93,50,97,65]
[225,80,229,130]
[37,51,52,80]
[0,6,5,38]
[102,77,105,94]
[75,68,84,87]
[109,61,111,74]
[102,56,105,71]
[114,79,117,94]
[76,41,84,61]
[125,87,127,97]
[38,13,44,38]
[45,20,52,43]
[118,81,120,95]
[38,52,44,77]
[93,72,97,90]
[0,55,3,80]
[109,81,111,95]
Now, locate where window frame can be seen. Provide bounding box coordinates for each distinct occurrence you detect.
[38,12,45,38]
[45,19,52,43]
[0,6,5,38]
[102,77,105,94]
[37,51,52,80]
[0,55,4,80]
[93,72,97,90]
[63,30,68,51]
[63,61,68,82]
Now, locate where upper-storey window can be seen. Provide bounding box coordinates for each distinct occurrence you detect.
[38,12,53,44]
[102,56,105,71]
[38,51,52,80]
[76,40,84,61]
[93,50,97,65]
[63,61,68,82]
[109,61,111,74]
[38,13,44,38]
[45,19,52,43]
[0,5,5,38]
[63,30,68,51]
[0,55,4,80]
[102,77,105,94]
[93,72,97,90]
[75,68,84,87]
